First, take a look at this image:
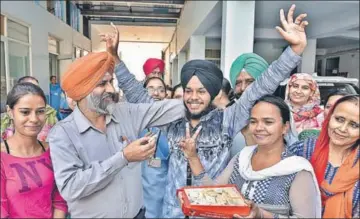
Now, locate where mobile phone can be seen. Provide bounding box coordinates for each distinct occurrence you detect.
[141,131,156,145]
[153,129,161,158]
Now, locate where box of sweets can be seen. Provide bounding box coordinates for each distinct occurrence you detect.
[177,184,251,218]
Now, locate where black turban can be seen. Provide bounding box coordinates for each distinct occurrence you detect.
[180,60,223,100]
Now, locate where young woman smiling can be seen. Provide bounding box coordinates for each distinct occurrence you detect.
[289,94,359,218]
[1,83,67,218]
[285,73,324,134]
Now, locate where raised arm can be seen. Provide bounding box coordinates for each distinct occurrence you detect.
[100,22,154,104]
[125,99,185,135]
[115,61,154,103]
[224,4,308,137]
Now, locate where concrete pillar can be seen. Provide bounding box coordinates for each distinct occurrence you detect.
[221,1,255,80]
[188,36,205,60]
[299,39,317,73]
[171,58,179,85]
[177,52,186,76]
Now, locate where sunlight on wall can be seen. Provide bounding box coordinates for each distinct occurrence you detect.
[119,42,166,80]
[111,42,166,91]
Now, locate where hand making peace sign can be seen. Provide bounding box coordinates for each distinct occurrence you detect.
[179,123,202,160]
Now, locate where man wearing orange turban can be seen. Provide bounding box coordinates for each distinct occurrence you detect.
[48,23,185,218]
[143,58,165,79]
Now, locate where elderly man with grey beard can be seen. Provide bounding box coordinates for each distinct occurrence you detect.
[47,49,185,217]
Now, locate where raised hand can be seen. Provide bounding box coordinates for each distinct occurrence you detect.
[276,4,308,55]
[179,123,202,160]
[99,22,120,59]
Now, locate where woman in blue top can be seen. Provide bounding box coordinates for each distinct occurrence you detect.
[139,77,170,218]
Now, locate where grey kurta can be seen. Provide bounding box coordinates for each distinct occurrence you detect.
[48,95,185,217]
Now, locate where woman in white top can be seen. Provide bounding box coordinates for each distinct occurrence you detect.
[180,95,321,218]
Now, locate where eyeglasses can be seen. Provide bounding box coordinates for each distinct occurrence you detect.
[147,87,166,94]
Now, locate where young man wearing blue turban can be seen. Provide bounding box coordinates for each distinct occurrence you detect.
[112,4,308,217]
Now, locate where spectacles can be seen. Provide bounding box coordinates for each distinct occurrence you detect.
[147,87,166,93]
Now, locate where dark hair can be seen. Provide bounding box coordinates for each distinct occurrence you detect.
[17,76,39,84]
[166,85,173,92]
[252,94,290,124]
[50,75,56,80]
[6,82,47,109]
[172,83,183,98]
[221,78,232,96]
[143,77,167,91]
[324,90,350,107]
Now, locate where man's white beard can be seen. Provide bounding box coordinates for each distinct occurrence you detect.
[86,93,116,115]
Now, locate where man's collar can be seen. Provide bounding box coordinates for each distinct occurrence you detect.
[73,106,119,134]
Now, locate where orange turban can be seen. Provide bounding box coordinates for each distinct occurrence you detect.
[61,52,115,101]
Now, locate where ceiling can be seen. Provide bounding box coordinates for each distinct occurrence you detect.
[316,37,359,49]
[202,1,359,50]
[92,24,175,43]
[75,0,185,26]
[254,1,359,29]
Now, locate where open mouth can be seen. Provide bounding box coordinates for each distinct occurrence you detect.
[253,134,269,140]
[188,103,202,110]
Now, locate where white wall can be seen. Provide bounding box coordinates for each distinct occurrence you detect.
[339,52,359,80]
[1,1,91,94]
[253,41,284,64]
[205,38,221,50]
[117,42,166,81]
[175,1,219,54]
[164,47,171,85]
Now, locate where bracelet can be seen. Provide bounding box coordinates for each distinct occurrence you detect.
[193,169,206,180]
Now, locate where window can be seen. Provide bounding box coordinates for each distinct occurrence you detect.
[317,59,322,75]
[1,41,6,112]
[49,53,59,79]
[47,0,66,22]
[74,47,82,59]
[205,49,221,68]
[326,57,340,76]
[7,18,31,88]
[8,41,30,88]
[70,2,80,32]
[48,36,59,54]
[2,17,31,92]
[7,19,29,43]
[48,36,59,79]
[1,15,4,36]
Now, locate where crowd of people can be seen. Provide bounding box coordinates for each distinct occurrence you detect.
[0,4,359,219]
